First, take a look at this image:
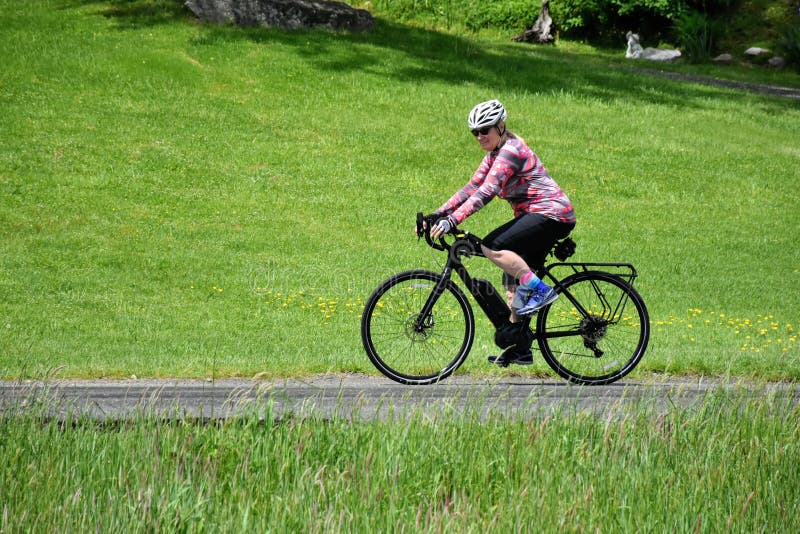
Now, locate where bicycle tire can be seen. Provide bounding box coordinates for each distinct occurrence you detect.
[361,270,475,385]
[536,271,649,385]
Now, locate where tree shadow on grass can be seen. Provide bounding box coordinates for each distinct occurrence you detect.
[199,19,800,112]
[66,0,800,113]
[62,0,193,29]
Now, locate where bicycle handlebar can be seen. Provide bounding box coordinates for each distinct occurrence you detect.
[416,211,578,265]
[416,211,483,254]
[416,211,446,250]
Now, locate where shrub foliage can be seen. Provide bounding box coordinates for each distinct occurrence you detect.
[364,0,797,58]
[780,25,800,71]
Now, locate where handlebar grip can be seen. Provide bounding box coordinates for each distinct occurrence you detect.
[416,211,439,248]
[416,212,426,242]
[416,210,483,253]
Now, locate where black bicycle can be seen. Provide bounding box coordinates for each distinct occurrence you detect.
[360,213,650,385]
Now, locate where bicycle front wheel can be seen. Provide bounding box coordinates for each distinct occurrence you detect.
[361,270,475,385]
[536,271,650,385]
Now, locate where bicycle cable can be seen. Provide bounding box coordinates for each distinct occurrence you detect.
[428,244,444,272]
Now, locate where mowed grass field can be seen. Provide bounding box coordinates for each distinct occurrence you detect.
[1,0,799,380]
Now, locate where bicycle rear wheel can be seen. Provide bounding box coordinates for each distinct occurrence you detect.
[361,270,475,385]
[536,271,649,385]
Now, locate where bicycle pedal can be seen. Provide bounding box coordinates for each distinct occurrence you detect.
[487,355,512,368]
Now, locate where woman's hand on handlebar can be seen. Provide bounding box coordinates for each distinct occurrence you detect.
[429,216,455,239]
[415,211,456,241]
[416,212,441,239]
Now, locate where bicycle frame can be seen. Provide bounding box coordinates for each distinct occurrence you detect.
[539,262,640,338]
[358,213,651,385]
[414,219,640,345]
[412,230,505,332]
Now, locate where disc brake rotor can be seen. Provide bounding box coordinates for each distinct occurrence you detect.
[405,313,434,342]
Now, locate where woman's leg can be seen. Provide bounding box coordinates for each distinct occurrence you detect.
[480,240,551,322]
[505,284,521,323]
[480,245,531,281]
[487,283,536,365]
[482,214,575,316]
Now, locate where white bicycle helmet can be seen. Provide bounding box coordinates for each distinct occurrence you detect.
[467,99,508,129]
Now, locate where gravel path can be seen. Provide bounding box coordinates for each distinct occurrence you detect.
[628,67,800,100]
[2,374,797,422]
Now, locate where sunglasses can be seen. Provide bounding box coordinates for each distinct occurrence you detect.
[470,126,495,137]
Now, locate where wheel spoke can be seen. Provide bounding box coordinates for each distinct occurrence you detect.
[362,271,474,385]
[537,272,649,385]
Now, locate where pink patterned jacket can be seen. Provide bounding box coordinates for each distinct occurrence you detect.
[437,136,575,225]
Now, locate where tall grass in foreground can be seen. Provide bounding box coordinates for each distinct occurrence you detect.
[2,389,798,531]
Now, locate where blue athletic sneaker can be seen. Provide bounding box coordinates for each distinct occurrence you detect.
[511,285,532,309]
[515,285,558,316]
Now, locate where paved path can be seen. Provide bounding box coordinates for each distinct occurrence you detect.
[1,375,797,421]
[628,67,800,100]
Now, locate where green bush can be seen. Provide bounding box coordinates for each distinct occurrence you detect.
[548,0,678,44]
[675,9,721,62]
[548,0,609,35]
[364,0,790,63]
[368,0,540,32]
[688,0,740,16]
[779,25,800,72]
[543,0,737,44]
[369,0,444,24]
[463,1,539,32]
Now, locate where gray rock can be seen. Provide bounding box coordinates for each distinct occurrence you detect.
[185,0,374,31]
[768,56,786,68]
[744,47,770,56]
[712,53,733,64]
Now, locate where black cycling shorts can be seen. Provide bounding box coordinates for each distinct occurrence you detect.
[482,213,575,287]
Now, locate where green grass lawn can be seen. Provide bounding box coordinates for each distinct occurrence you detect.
[1,0,799,380]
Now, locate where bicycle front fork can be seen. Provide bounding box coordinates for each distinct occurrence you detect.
[413,267,455,332]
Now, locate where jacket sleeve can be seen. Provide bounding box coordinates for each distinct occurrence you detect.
[436,156,491,217]
[449,149,520,224]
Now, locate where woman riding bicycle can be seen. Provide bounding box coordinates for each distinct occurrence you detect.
[428,99,576,365]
